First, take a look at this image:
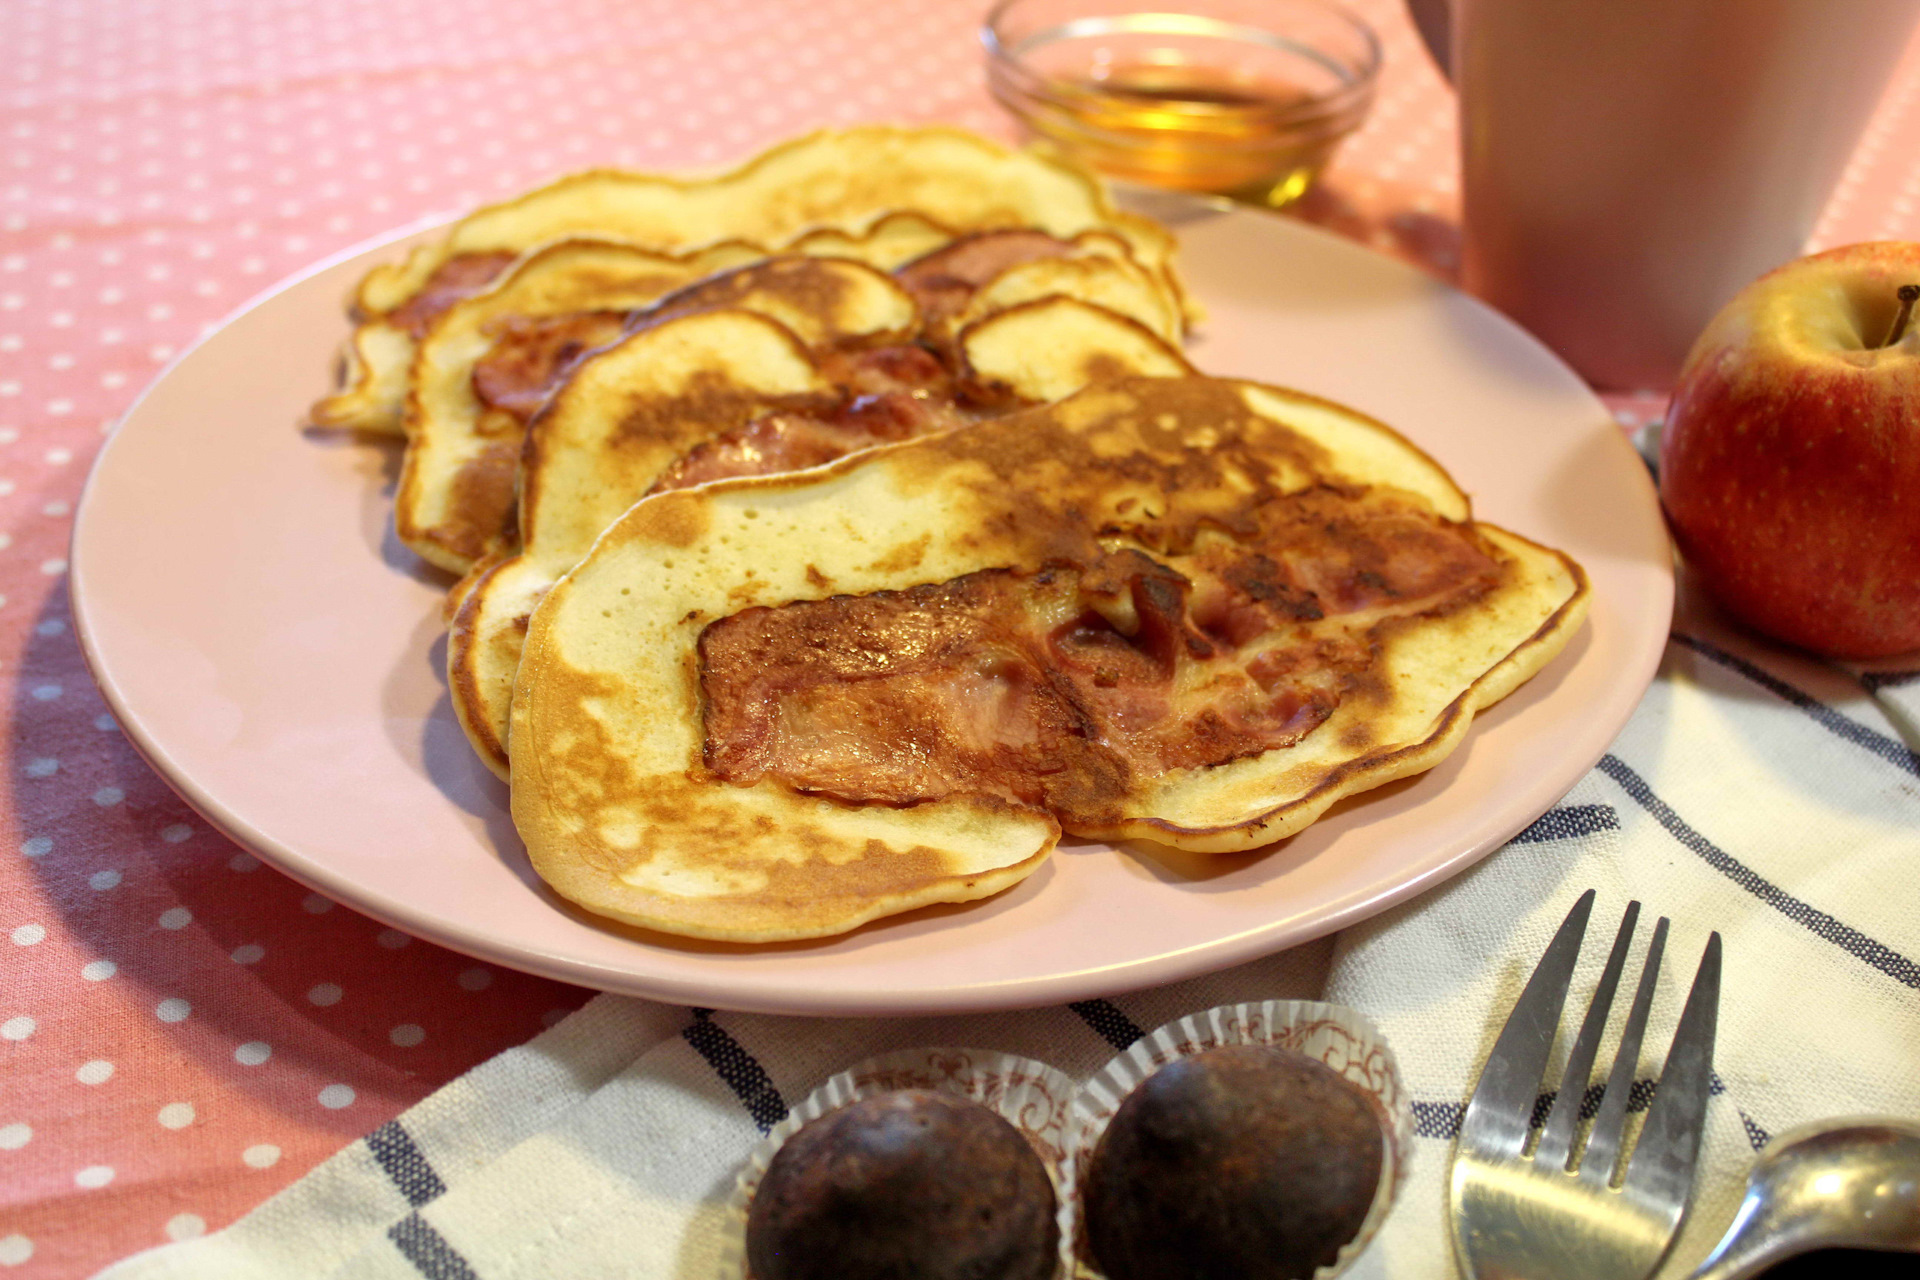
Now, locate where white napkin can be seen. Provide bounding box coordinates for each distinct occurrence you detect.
[97,582,1920,1280]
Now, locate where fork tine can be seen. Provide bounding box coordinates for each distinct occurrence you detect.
[1624,932,1722,1210]
[1579,915,1669,1186]
[1459,889,1595,1159]
[1535,900,1640,1171]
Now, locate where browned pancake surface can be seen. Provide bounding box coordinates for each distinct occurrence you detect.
[508,376,1589,940]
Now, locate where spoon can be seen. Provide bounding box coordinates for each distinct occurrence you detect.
[1688,1117,1920,1279]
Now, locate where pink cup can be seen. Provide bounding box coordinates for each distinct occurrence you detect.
[1409,0,1920,390]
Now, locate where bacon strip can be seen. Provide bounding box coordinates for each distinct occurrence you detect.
[700,505,1500,823]
[387,251,520,337]
[470,311,631,426]
[893,230,1077,328]
[650,345,978,493]
[463,241,1073,469]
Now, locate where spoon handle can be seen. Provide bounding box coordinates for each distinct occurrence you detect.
[1686,1117,1920,1280]
[1685,1224,1811,1280]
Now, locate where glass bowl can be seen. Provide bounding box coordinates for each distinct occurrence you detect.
[984,0,1381,208]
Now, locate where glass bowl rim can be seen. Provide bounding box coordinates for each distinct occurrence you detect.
[981,0,1384,125]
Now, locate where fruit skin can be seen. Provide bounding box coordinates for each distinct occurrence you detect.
[1659,242,1920,660]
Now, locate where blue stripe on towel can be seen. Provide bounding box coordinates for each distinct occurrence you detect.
[683,1010,789,1132]
[1415,1078,1716,1143]
[1671,633,1920,779]
[1410,1099,1462,1140]
[1511,804,1620,844]
[1711,1071,1770,1151]
[1530,1078,1657,1131]
[366,1121,447,1208]
[1412,1088,1766,1151]
[1597,754,1920,990]
[1407,1080,1655,1144]
[1069,999,1145,1049]
[388,1211,480,1280]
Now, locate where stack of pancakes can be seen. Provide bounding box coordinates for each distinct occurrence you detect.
[319,125,1589,943]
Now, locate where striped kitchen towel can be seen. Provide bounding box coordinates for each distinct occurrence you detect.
[96,582,1920,1280]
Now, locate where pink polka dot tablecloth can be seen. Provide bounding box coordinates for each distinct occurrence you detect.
[3,1,1918,1274]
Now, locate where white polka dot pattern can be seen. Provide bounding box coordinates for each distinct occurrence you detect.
[74,1166,116,1190]
[1,0,1916,1274]
[241,1145,281,1170]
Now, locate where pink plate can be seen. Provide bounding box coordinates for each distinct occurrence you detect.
[70,204,1672,1015]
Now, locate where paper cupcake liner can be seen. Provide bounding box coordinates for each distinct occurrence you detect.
[718,1046,1080,1280]
[1060,1000,1411,1280]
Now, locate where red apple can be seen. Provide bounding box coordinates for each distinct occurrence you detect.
[1659,242,1920,659]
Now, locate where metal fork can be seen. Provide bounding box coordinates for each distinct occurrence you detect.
[1451,889,1723,1280]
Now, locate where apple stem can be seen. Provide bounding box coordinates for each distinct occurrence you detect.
[1885,283,1920,348]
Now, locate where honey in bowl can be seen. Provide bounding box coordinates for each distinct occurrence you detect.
[985,1,1381,208]
[1054,60,1332,202]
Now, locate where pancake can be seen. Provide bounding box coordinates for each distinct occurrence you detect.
[310,124,1192,434]
[449,297,1196,779]
[396,238,762,573]
[397,218,1183,574]
[509,376,1589,941]
[401,245,917,574]
[933,250,1183,349]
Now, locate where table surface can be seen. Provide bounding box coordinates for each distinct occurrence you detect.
[3,1,1918,1275]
